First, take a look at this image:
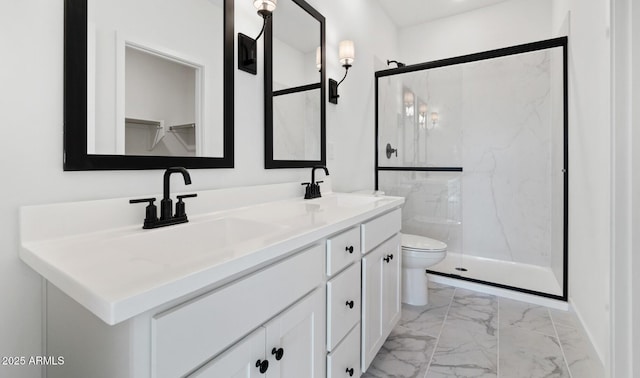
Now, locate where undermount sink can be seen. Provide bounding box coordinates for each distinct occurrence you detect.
[101,217,285,264]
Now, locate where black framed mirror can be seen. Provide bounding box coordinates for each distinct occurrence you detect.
[64,0,234,170]
[264,0,325,169]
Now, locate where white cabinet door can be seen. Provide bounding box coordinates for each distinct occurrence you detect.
[361,244,384,372]
[381,235,401,336]
[190,328,266,378]
[265,289,325,378]
[361,234,401,372]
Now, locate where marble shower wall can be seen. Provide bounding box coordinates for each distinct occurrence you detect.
[378,171,462,255]
[377,47,565,270]
[462,49,557,266]
[377,67,463,168]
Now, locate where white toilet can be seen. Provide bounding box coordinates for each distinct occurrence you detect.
[401,233,447,306]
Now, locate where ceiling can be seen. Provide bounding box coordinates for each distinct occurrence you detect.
[375,0,512,28]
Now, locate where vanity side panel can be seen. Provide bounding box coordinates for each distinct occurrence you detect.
[46,283,142,378]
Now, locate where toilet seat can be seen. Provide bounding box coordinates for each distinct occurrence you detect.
[401,233,447,252]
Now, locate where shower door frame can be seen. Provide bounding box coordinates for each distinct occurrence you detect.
[374,37,569,301]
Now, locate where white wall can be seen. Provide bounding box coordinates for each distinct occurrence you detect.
[610,0,635,376]
[398,0,553,65]
[632,2,640,375]
[551,0,611,369]
[0,1,396,377]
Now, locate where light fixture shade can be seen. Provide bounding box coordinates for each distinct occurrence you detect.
[403,91,414,104]
[316,46,322,69]
[254,0,277,13]
[339,40,355,66]
[431,112,439,123]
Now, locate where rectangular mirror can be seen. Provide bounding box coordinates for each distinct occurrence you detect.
[64,0,234,170]
[264,0,325,168]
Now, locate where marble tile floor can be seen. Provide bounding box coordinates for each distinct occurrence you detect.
[362,282,604,378]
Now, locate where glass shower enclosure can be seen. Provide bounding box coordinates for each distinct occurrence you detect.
[375,38,568,300]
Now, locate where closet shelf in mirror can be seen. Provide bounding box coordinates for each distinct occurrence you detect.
[169,123,196,131]
[125,118,165,150]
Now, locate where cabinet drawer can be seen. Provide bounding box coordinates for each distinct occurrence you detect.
[326,226,360,276]
[152,245,323,378]
[327,261,361,351]
[327,324,361,378]
[361,208,401,254]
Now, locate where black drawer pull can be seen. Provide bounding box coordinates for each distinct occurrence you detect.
[346,367,355,376]
[345,300,355,309]
[345,245,354,254]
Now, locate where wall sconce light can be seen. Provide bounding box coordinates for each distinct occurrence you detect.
[238,0,278,75]
[430,111,439,128]
[403,90,414,117]
[329,40,355,104]
[418,102,428,128]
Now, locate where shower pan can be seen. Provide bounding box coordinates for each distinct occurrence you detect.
[375,38,568,300]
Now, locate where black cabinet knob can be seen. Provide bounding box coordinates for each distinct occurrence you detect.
[345,245,354,254]
[345,300,354,309]
[346,367,355,376]
[255,359,269,374]
[271,347,284,361]
[383,256,390,263]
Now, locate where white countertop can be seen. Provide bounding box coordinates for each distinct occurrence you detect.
[20,188,403,325]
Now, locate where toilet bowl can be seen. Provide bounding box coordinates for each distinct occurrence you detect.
[401,233,447,306]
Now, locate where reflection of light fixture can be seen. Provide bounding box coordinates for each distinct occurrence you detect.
[316,46,322,71]
[418,102,428,128]
[238,0,278,75]
[430,111,439,128]
[329,40,355,104]
[403,90,414,117]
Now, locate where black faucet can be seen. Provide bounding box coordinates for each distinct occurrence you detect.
[302,166,329,199]
[129,167,198,229]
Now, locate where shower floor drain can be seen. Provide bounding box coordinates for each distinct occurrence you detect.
[455,267,468,272]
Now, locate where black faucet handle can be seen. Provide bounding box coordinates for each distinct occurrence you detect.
[315,180,324,184]
[129,197,156,204]
[129,197,159,229]
[301,182,313,199]
[175,193,197,218]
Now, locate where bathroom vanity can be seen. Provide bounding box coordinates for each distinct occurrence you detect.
[20,182,403,377]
